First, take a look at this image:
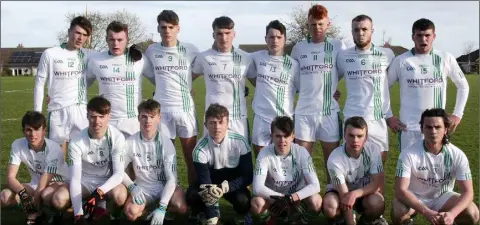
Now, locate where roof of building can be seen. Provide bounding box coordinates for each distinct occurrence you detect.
[0,45,48,68]
[456,49,479,63]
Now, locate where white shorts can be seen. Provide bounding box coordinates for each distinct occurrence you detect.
[47,104,88,144]
[203,117,250,141]
[418,191,458,211]
[294,112,341,143]
[343,118,389,152]
[109,118,140,138]
[161,111,198,139]
[251,115,272,146]
[398,130,423,151]
[81,177,109,193]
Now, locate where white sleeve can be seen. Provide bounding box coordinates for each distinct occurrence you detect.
[395,151,412,178]
[387,56,401,87]
[290,44,300,61]
[192,53,205,75]
[293,61,301,91]
[454,147,472,181]
[8,143,22,165]
[67,142,84,215]
[295,150,320,200]
[143,49,156,85]
[159,138,177,205]
[336,50,345,81]
[85,58,96,88]
[122,140,134,187]
[33,51,49,112]
[246,56,257,79]
[252,152,282,198]
[446,53,469,119]
[98,134,125,193]
[327,154,346,186]
[368,144,384,175]
[383,52,394,118]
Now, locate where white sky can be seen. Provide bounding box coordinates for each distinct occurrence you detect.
[1,1,479,57]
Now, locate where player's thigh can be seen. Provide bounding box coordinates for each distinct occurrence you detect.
[107,183,128,205]
[175,111,198,139]
[2,183,37,206]
[69,104,88,141]
[167,185,187,213]
[317,113,341,143]
[366,119,389,152]
[81,178,107,199]
[399,130,423,151]
[391,197,416,218]
[322,191,341,217]
[51,182,70,204]
[303,193,322,212]
[432,191,461,212]
[47,109,68,144]
[294,115,317,142]
[160,112,177,139]
[250,196,269,214]
[251,115,272,147]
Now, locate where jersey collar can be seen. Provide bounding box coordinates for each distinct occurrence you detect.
[88,127,109,140]
[343,144,364,159]
[108,48,128,56]
[422,142,445,154]
[410,47,434,56]
[28,139,46,152]
[306,36,327,44]
[140,130,159,142]
[354,43,374,53]
[160,40,180,47]
[272,144,293,159]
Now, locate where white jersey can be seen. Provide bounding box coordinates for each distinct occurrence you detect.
[387,48,469,131]
[34,44,96,112]
[337,45,395,120]
[192,47,253,120]
[247,50,300,122]
[253,143,319,200]
[291,38,346,116]
[327,142,383,191]
[86,51,148,119]
[67,125,125,180]
[144,41,199,113]
[396,140,472,200]
[125,131,177,189]
[8,138,68,183]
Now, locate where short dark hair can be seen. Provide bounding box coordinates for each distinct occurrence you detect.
[69,16,92,36]
[412,18,435,34]
[205,103,229,121]
[22,111,47,130]
[157,10,179,25]
[265,20,286,39]
[87,96,111,115]
[212,16,235,30]
[352,14,372,24]
[344,116,368,134]
[106,21,128,35]
[420,108,450,144]
[270,116,294,137]
[137,99,161,115]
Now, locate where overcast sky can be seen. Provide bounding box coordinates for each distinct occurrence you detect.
[1,1,478,57]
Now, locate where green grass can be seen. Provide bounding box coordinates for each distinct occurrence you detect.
[0,75,478,224]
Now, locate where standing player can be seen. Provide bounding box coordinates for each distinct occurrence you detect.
[33,16,95,155]
[247,20,300,155]
[186,104,253,225]
[122,99,187,225]
[392,108,478,225]
[67,96,127,225]
[323,117,387,225]
[251,116,321,225]
[86,21,149,138]
[192,16,253,139]
[0,111,67,225]
[144,10,200,185]
[387,18,469,151]
[290,4,346,184]
[336,15,395,164]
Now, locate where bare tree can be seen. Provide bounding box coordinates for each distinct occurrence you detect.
[462,40,476,64]
[284,3,344,44]
[56,10,149,51]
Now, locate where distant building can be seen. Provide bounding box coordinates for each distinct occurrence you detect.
[456,49,479,74]
[0,44,47,76]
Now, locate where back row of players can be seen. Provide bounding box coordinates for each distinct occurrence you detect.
[1,4,475,225]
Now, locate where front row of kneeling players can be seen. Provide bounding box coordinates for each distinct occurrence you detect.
[1,96,478,225]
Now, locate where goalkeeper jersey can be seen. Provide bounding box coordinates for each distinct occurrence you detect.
[337,44,395,120]
[192,47,253,120]
[387,48,469,131]
[86,50,150,120]
[252,143,320,200]
[8,138,68,184]
[247,50,300,122]
[396,140,472,201]
[34,44,96,112]
[327,142,383,191]
[291,37,346,116]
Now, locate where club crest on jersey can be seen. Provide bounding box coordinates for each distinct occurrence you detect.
[228,155,238,166]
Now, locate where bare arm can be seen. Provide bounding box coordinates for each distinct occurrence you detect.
[5,164,24,193]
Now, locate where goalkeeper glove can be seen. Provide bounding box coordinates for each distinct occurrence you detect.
[18,188,36,214]
[128,183,146,205]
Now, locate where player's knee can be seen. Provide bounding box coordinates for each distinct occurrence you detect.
[363,193,384,217]
[391,198,409,221]
[250,197,266,215]
[322,194,340,218]
[169,198,187,214]
[232,191,251,214]
[110,185,128,206]
[124,204,140,221]
[459,203,480,224]
[306,194,322,213]
[51,188,70,210]
[0,189,13,207]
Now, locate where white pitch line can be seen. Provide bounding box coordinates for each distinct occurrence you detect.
[4,89,32,93]
[1,118,20,121]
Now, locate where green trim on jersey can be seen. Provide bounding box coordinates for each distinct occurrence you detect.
[275,54,293,117]
[175,41,192,112]
[430,50,443,109]
[77,50,86,104]
[192,137,208,163]
[125,52,137,118]
[232,48,242,120]
[322,37,333,116]
[227,132,249,150]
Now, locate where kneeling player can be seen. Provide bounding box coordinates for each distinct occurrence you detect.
[123,99,187,225]
[67,96,127,224]
[392,108,479,225]
[251,116,321,225]
[1,111,67,225]
[323,117,387,225]
[186,104,253,225]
